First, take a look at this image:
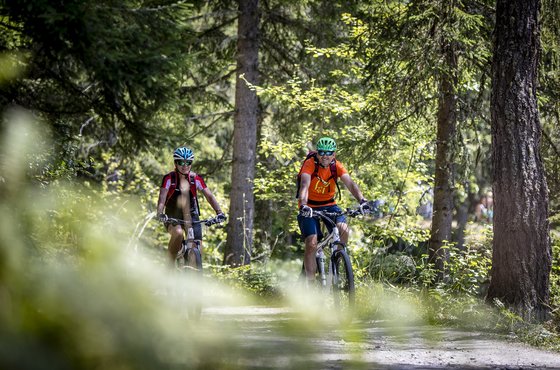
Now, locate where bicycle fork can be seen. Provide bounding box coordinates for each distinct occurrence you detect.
[317,247,348,289]
[316,227,342,288]
[176,228,199,267]
[317,248,327,287]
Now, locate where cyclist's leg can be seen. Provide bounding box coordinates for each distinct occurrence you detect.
[322,205,348,247]
[298,214,320,280]
[303,235,318,280]
[164,203,187,266]
[337,222,350,246]
[167,223,184,266]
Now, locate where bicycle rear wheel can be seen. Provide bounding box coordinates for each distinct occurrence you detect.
[331,247,355,312]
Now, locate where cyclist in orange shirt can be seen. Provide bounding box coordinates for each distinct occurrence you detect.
[297,137,370,282]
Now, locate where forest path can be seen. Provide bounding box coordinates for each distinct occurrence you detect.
[202,305,560,370]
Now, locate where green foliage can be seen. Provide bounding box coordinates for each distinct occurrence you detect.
[253,1,495,253]
[362,220,492,296]
[422,290,501,330]
[407,223,493,295]
[442,242,492,296]
[489,297,560,352]
[1,0,560,362]
[207,263,281,299]
[352,280,504,332]
[540,0,560,216]
[348,217,428,281]
[1,0,198,148]
[369,253,417,284]
[356,223,427,284]
[0,116,242,369]
[550,235,560,316]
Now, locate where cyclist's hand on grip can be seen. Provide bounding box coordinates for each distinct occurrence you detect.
[359,199,371,214]
[299,205,313,218]
[216,212,227,223]
[157,213,168,223]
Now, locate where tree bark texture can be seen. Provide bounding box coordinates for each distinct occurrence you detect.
[428,31,458,280]
[224,0,259,266]
[487,0,551,321]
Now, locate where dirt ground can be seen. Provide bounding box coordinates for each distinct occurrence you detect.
[203,305,560,370]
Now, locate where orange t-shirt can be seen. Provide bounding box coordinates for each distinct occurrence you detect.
[299,158,347,207]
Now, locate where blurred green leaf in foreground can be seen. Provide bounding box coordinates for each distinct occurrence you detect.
[0,109,246,370]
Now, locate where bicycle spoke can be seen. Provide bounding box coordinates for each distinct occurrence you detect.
[332,250,355,314]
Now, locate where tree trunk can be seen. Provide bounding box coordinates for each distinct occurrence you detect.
[453,199,468,251]
[486,0,551,321]
[428,21,458,281]
[453,183,478,251]
[224,0,260,266]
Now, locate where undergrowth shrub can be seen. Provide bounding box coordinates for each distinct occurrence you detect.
[368,252,417,283]
[355,222,429,284]
[443,243,492,296]
[207,263,280,299]
[550,235,560,331]
[358,219,493,297]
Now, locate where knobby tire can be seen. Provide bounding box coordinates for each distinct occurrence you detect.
[180,242,203,321]
[332,248,355,312]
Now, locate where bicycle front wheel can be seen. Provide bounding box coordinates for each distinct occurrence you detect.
[331,248,355,311]
[183,244,202,272]
[186,246,203,321]
[192,247,202,271]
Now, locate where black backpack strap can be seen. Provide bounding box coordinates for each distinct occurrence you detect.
[312,155,320,179]
[189,172,201,216]
[164,171,177,206]
[331,160,341,200]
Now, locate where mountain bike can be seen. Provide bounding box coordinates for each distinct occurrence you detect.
[164,215,224,272]
[302,202,381,312]
[163,215,225,319]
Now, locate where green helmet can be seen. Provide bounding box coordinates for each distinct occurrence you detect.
[316,137,337,152]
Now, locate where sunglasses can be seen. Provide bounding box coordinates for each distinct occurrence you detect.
[175,160,192,166]
[317,150,334,156]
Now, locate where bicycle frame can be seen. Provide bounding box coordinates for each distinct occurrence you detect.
[302,202,379,286]
[165,216,223,268]
[162,215,224,320]
[305,207,372,312]
[313,210,355,289]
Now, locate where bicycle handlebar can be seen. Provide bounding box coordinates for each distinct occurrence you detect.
[163,215,225,227]
[311,200,384,222]
[313,208,363,219]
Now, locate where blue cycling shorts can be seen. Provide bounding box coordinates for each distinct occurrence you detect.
[297,204,347,239]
